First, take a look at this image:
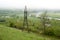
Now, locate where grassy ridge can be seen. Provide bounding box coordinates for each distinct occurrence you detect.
[0,25,60,40]
[0,25,44,40]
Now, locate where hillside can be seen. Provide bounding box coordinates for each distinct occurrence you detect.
[0,25,60,40]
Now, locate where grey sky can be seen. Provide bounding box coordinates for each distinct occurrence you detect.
[0,0,60,10]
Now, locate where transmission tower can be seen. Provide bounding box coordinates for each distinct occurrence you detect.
[23,6,28,31]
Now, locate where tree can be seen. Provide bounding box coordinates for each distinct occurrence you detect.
[40,11,51,34]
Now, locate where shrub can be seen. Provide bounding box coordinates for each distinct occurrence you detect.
[44,27,55,36]
[54,28,60,37]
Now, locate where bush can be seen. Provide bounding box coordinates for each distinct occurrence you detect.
[54,28,60,37]
[44,27,55,36]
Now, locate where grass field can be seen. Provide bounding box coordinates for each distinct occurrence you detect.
[0,24,60,40]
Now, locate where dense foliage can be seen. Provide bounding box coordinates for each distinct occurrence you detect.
[4,16,60,38]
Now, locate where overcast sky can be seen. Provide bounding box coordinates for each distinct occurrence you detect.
[0,0,60,10]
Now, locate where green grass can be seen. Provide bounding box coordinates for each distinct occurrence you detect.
[47,13,60,18]
[0,25,60,40]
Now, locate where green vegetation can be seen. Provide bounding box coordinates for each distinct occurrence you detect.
[6,16,60,37]
[0,9,60,40]
[0,25,60,40]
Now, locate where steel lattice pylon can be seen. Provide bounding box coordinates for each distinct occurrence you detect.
[23,6,28,31]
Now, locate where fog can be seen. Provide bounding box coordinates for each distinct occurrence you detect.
[0,0,60,10]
